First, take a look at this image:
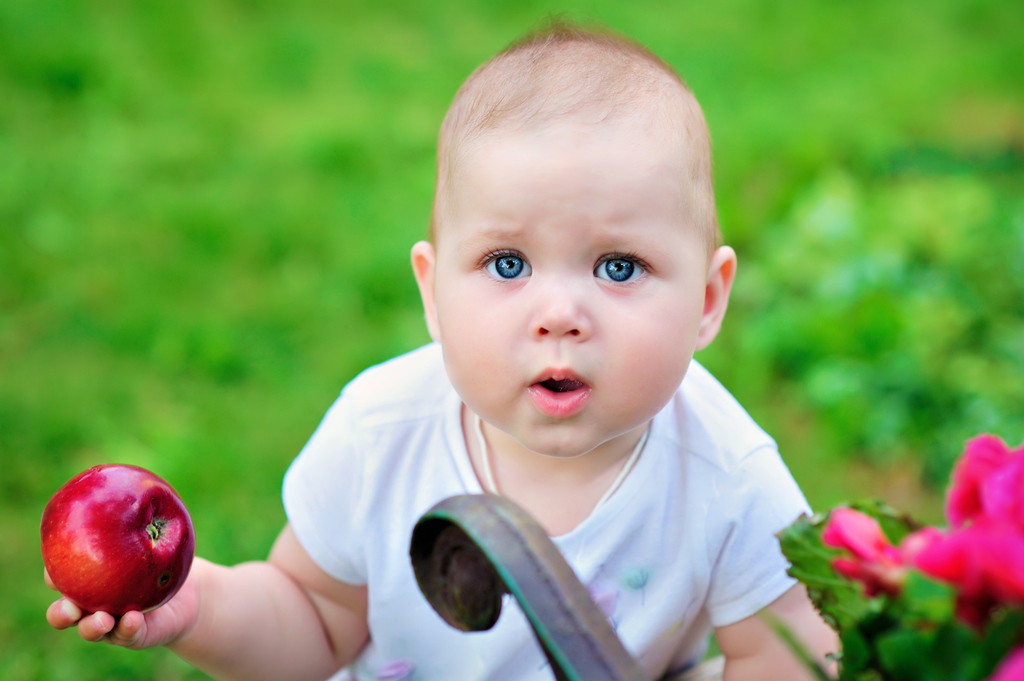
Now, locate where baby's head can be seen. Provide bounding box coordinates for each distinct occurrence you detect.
[412,21,736,459]
[431,20,721,262]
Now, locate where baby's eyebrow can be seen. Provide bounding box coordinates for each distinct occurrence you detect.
[456,227,527,253]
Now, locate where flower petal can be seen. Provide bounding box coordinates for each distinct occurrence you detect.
[913,519,1024,628]
[980,454,1024,530]
[899,527,944,564]
[987,646,1024,681]
[947,435,1015,528]
[822,508,894,562]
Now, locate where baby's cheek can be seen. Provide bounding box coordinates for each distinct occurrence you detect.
[441,332,508,411]
[620,333,693,398]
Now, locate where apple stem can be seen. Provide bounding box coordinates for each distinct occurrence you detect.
[147,518,167,542]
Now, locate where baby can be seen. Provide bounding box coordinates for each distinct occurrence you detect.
[46,21,836,681]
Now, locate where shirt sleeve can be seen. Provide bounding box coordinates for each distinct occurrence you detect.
[704,445,810,627]
[282,389,369,585]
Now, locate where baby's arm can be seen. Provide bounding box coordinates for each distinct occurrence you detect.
[46,524,369,681]
[715,584,837,681]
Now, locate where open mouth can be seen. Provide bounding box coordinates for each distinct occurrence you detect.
[539,378,587,393]
[529,373,591,418]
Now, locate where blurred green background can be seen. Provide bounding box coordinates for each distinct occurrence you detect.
[2,0,1022,678]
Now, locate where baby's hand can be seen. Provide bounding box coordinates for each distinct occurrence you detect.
[44,565,201,649]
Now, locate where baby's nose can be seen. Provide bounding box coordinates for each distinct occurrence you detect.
[537,325,581,337]
[531,287,590,340]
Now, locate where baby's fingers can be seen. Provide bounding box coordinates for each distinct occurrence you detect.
[46,597,82,630]
[76,611,116,642]
[105,611,145,648]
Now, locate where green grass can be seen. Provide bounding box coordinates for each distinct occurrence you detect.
[2,1,1022,678]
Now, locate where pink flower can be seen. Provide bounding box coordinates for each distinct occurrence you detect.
[947,435,1024,529]
[912,518,1024,628]
[987,646,1024,681]
[896,526,944,564]
[823,508,907,597]
[978,453,1024,529]
[823,508,900,562]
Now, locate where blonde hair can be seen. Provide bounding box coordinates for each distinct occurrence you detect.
[430,19,721,258]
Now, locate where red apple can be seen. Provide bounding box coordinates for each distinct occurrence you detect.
[41,463,195,615]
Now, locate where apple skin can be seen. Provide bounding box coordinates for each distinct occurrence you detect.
[41,464,195,616]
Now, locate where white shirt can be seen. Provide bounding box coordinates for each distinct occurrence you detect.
[283,343,809,681]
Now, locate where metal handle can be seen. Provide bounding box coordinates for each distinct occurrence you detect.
[410,493,648,681]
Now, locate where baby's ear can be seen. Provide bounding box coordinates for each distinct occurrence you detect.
[695,246,737,351]
[411,241,441,342]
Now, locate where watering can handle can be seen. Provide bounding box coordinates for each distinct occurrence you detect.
[410,493,648,681]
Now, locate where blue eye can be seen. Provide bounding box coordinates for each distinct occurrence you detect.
[486,254,531,279]
[597,258,637,282]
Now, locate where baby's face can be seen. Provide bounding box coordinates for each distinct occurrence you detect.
[416,121,720,458]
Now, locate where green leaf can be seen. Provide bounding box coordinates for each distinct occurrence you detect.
[778,511,881,633]
[978,608,1024,678]
[876,621,986,681]
[848,671,886,681]
[933,621,985,681]
[839,627,871,673]
[847,500,921,545]
[901,572,955,623]
[876,628,938,681]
